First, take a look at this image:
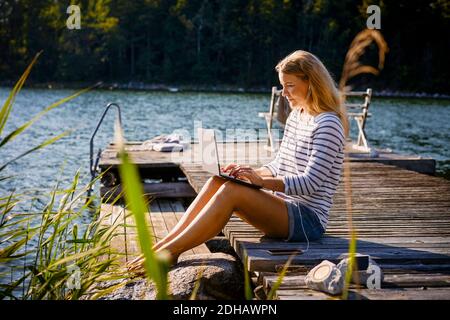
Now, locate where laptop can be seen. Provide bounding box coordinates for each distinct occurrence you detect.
[198,128,262,189]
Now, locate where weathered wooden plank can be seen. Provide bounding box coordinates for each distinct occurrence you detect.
[157,199,180,231]
[149,201,167,242]
[101,182,197,200]
[155,199,196,256]
[225,222,450,233]
[228,231,450,239]
[234,240,450,250]
[100,203,151,263]
[224,230,448,250]
[383,274,450,287]
[263,273,450,293]
[276,287,450,300]
[226,234,450,245]
[243,247,450,272]
[111,205,136,262]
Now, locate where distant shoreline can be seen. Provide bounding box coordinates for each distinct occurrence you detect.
[1,81,449,100]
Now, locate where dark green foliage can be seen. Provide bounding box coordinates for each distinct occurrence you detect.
[0,0,448,93]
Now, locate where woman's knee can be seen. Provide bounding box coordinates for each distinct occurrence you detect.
[216,181,243,202]
[205,175,227,189]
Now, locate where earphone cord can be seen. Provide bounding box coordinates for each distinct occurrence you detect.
[293,112,310,253]
[295,202,310,253]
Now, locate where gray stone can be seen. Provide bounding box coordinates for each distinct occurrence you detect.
[205,236,238,258]
[99,252,245,300]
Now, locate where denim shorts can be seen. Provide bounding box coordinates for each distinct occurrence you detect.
[285,201,325,242]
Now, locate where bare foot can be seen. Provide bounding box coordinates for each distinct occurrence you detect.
[125,251,180,276]
[128,254,144,266]
[126,254,145,275]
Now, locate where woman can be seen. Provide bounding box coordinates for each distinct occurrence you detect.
[128,50,348,271]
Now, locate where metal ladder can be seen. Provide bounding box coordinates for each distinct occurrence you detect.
[87,103,122,199]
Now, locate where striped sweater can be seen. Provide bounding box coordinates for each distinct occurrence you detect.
[263,108,345,230]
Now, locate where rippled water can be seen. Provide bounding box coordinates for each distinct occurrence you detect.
[1,88,449,211]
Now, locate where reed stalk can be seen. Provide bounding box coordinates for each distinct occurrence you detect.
[114,120,170,300]
[339,29,388,299]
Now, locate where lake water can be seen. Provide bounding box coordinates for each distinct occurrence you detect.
[1,87,450,212]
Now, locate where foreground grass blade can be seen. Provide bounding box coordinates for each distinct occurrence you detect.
[0,52,42,136]
[243,253,253,300]
[116,131,169,299]
[0,238,27,262]
[0,83,99,148]
[189,265,205,300]
[0,131,70,172]
[342,230,357,300]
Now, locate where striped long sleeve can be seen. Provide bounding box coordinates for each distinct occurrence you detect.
[283,117,345,195]
[263,109,345,229]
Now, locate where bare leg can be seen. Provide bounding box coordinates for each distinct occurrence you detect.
[127,176,226,270]
[156,181,289,260]
[153,176,227,250]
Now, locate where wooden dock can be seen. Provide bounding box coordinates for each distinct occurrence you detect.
[98,140,450,299]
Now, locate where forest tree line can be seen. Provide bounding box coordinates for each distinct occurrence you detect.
[0,0,449,93]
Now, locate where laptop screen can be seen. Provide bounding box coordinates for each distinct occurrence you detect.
[198,128,221,175]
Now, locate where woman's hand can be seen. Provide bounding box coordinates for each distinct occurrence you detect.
[222,163,264,188]
[126,254,146,276]
[222,163,239,174]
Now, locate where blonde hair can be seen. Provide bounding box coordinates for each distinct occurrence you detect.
[276,50,349,137]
